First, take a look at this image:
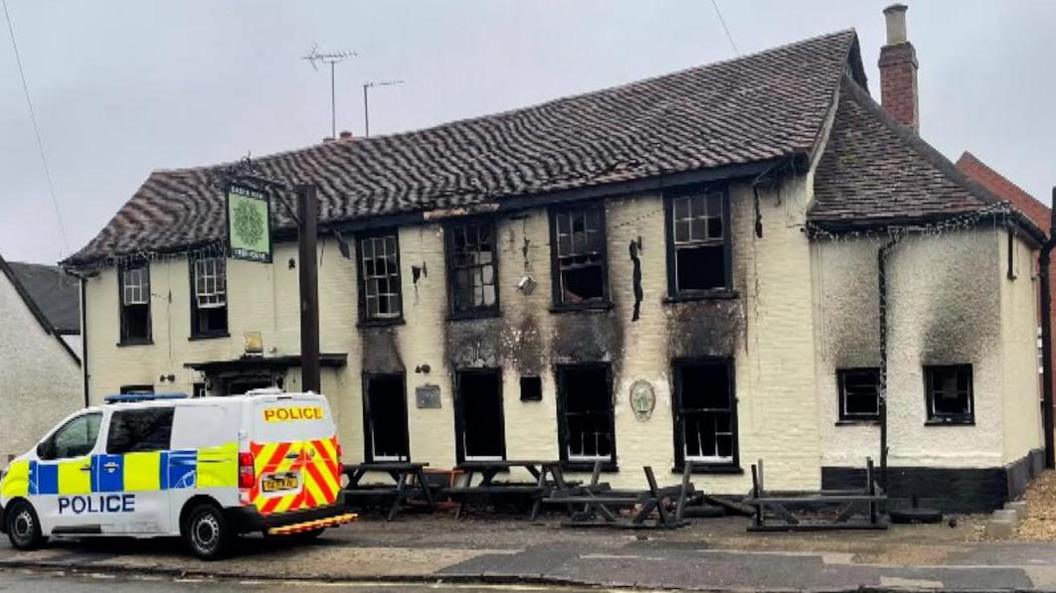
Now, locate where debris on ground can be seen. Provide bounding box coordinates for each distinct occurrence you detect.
[1017,470,1056,540]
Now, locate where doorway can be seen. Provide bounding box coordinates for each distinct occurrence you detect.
[363,373,410,461]
[455,369,506,463]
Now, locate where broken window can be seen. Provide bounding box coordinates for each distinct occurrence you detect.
[666,188,730,296]
[363,373,410,461]
[358,231,402,321]
[190,256,228,337]
[455,370,506,462]
[673,360,737,466]
[924,364,974,425]
[119,264,151,343]
[447,220,498,315]
[837,368,881,422]
[556,365,615,465]
[551,204,608,306]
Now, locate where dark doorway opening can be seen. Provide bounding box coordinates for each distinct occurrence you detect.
[363,373,410,461]
[455,369,506,463]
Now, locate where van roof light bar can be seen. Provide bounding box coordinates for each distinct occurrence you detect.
[103,392,189,404]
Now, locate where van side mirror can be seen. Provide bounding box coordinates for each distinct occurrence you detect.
[36,441,50,460]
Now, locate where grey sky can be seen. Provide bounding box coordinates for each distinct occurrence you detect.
[1,0,1052,264]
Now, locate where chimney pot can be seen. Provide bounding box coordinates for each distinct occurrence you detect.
[883,4,909,45]
[339,130,353,140]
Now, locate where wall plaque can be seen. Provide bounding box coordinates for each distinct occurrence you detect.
[629,380,656,421]
[416,384,441,409]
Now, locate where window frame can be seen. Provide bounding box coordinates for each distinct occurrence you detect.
[555,363,617,471]
[40,412,102,461]
[663,186,733,300]
[923,364,975,426]
[356,229,404,326]
[671,358,740,473]
[188,255,229,339]
[548,202,611,311]
[445,218,500,319]
[836,367,882,424]
[105,407,175,455]
[118,264,152,345]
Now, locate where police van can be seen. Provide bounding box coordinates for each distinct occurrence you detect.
[0,389,354,559]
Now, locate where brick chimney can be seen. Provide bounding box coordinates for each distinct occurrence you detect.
[878,4,919,132]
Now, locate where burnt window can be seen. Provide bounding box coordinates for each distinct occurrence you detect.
[363,373,410,461]
[665,188,730,297]
[447,220,498,316]
[190,256,228,338]
[119,264,151,344]
[550,204,609,307]
[106,408,174,454]
[673,360,737,467]
[120,385,154,394]
[358,231,402,322]
[837,368,881,422]
[924,365,974,425]
[556,365,615,468]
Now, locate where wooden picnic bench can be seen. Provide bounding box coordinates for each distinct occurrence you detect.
[343,461,435,521]
[543,463,694,529]
[746,457,887,531]
[442,460,570,519]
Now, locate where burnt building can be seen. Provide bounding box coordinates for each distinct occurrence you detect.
[64,8,1045,511]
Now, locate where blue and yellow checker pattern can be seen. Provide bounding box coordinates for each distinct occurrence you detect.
[0,443,237,497]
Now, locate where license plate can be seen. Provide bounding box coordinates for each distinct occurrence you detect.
[261,473,298,492]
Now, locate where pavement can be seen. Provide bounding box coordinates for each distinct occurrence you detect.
[4,513,1056,591]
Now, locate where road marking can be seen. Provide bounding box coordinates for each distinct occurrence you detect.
[581,553,664,561]
[880,576,944,588]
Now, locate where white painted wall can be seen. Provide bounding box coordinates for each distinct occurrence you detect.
[813,228,1043,470]
[0,271,82,461]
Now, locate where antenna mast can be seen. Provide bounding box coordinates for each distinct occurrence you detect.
[302,45,357,139]
[362,79,405,138]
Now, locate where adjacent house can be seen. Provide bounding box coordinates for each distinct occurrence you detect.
[63,6,1045,511]
[0,254,82,461]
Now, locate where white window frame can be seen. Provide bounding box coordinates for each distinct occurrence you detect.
[122,266,149,305]
[194,257,227,309]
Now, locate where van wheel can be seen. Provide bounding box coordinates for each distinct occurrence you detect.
[183,503,231,560]
[6,500,44,550]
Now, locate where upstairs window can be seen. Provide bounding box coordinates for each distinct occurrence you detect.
[190,256,228,337]
[447,220,498,316]
[665,188,730,297]
[924,364,974,425]
[119,264,151,344]
[837,368,881,422]
[357,231,402,322]
[550,204,609,307]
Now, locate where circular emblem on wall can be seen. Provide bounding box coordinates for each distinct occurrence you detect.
[629,380,656,421]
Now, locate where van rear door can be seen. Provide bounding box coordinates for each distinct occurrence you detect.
[250,396,340,515]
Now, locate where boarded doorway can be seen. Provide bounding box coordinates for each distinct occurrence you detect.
[455,369,506,462]
[363,373,410,461]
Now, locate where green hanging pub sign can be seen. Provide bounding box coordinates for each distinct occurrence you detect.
[226,184,272,263]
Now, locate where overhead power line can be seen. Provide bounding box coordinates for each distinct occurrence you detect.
[2,0,69,256]
[710,0,740,57]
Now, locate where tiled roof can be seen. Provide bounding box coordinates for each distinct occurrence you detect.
[956,151,1050,236]
[810,77,1014,228]
[6,261,81,334]
[66,30,861,267]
